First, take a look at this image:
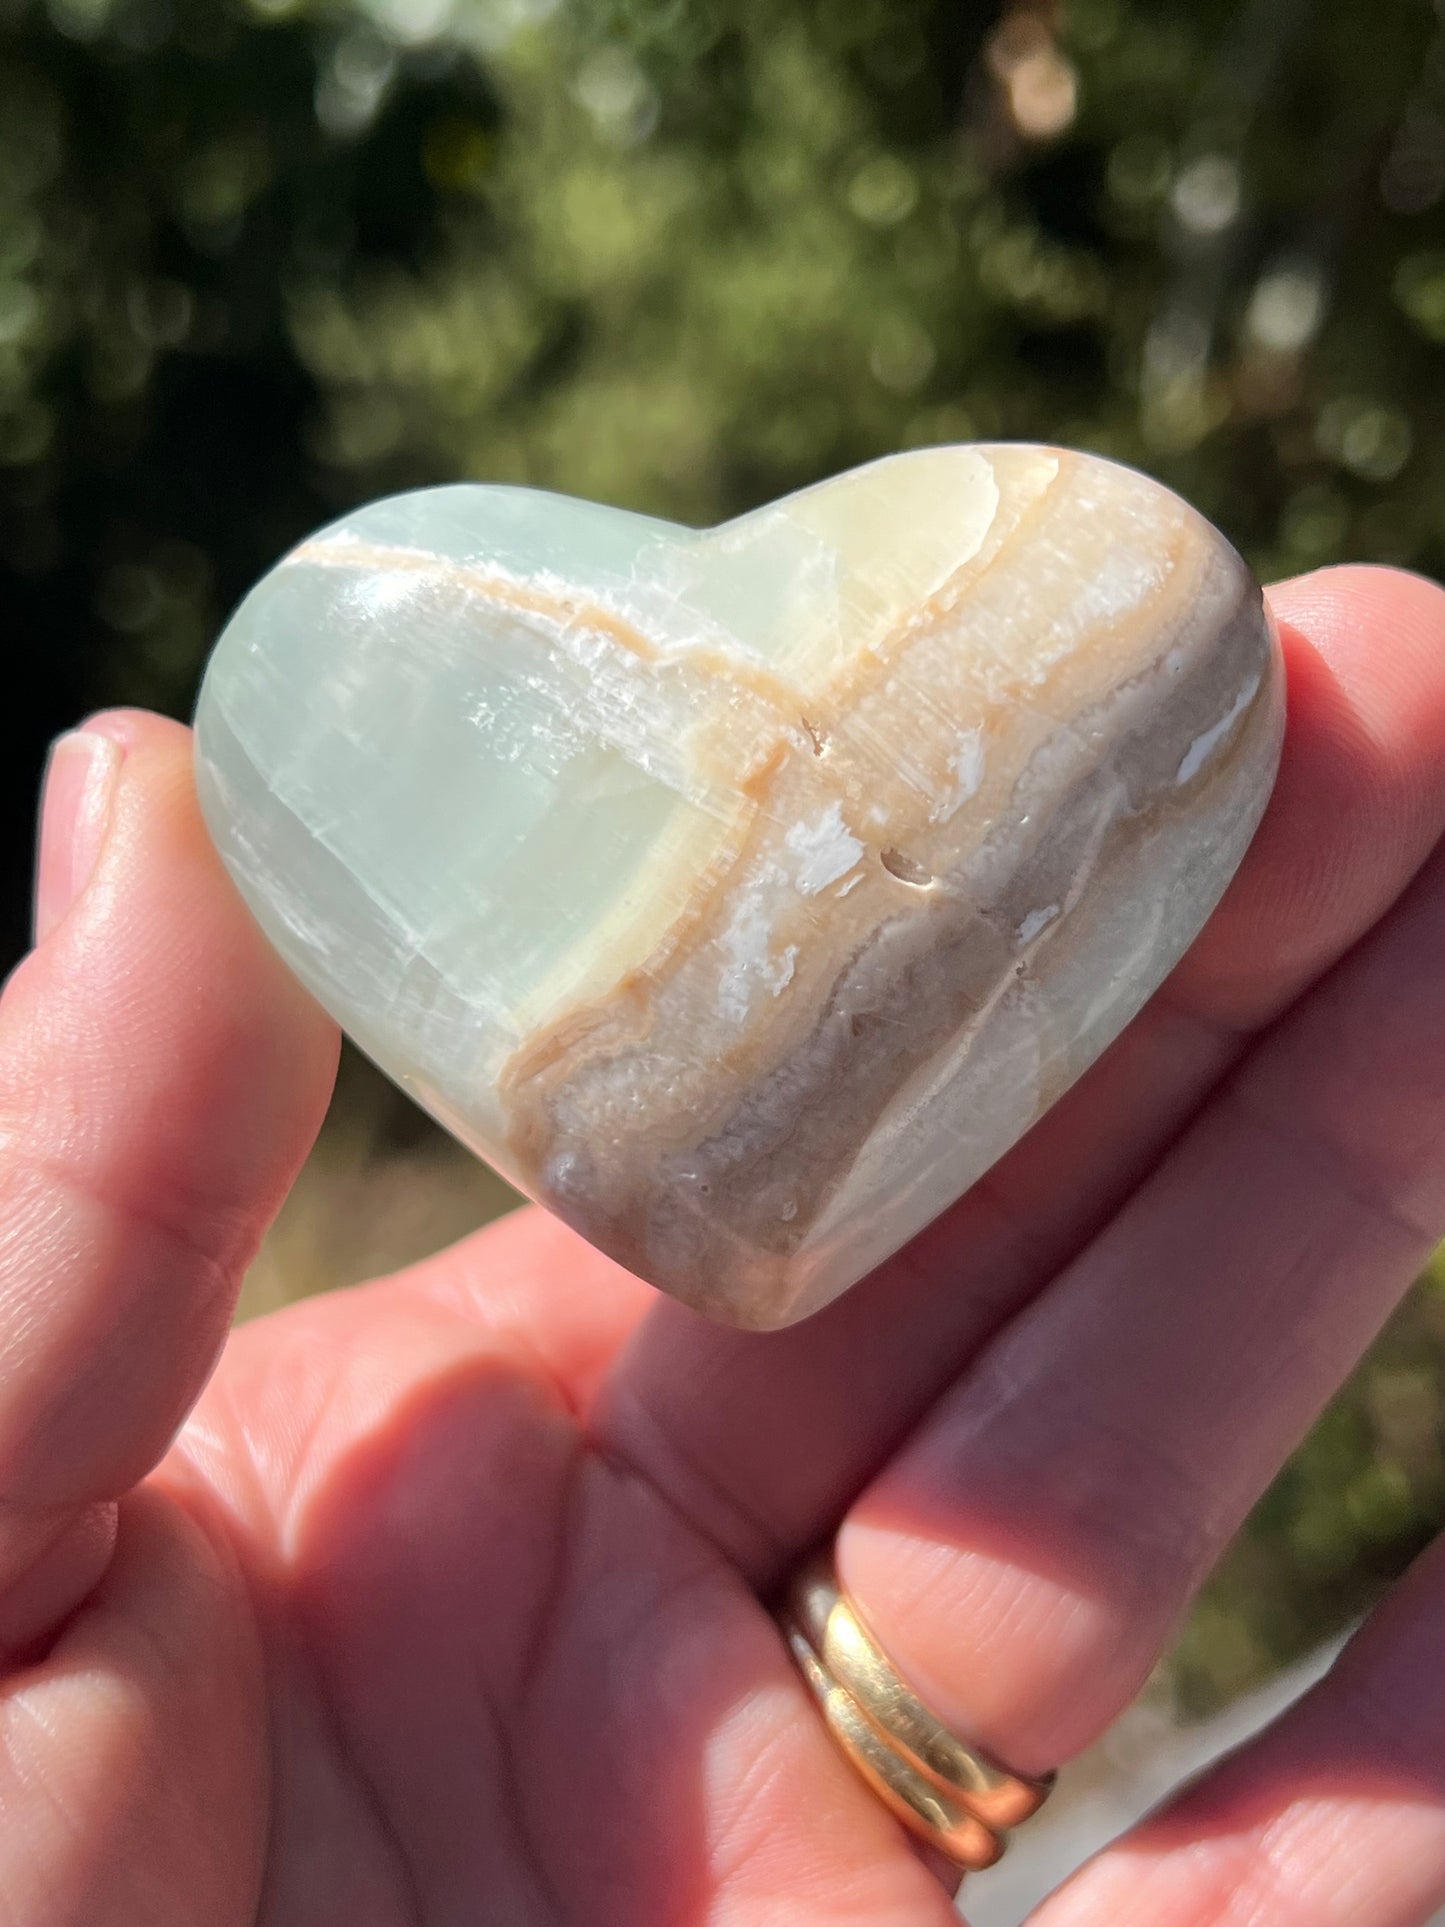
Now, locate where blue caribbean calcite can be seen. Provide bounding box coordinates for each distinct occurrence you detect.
[195,445,1283,1327]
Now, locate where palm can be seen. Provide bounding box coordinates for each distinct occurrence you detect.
[75,1212,934,1927]
[11,566,1445,1927]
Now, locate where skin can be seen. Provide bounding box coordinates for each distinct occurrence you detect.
[4,564,1445,1926]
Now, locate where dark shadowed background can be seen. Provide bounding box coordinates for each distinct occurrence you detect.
[4,0,1445,1723]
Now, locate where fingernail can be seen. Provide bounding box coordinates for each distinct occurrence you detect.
[33,728,126,947]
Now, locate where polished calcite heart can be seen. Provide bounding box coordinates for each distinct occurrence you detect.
[195,445,1283,1328]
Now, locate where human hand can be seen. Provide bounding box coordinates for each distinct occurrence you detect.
[5,564,1445,1927]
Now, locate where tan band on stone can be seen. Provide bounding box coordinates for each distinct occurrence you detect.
[782,1552,1053,1871]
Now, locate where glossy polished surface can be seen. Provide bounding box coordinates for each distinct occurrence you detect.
[195,445,1283,1327]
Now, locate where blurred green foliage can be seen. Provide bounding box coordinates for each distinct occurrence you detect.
[3,0,1445,1716]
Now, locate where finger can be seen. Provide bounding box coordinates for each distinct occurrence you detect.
[836,782,1445,1777]
[1028,1533,1445,1927]
[0,711,336,1650]
[594,566,1445,1580]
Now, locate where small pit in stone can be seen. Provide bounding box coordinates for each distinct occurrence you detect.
[799,715,828,756]
[880,847,935,888]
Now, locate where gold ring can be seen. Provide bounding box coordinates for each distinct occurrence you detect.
[780,1552,1053,1872]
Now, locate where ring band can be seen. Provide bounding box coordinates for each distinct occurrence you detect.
[780,1553,1053,1872]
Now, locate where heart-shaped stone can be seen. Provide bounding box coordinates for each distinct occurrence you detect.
[195,444,1282,1328]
